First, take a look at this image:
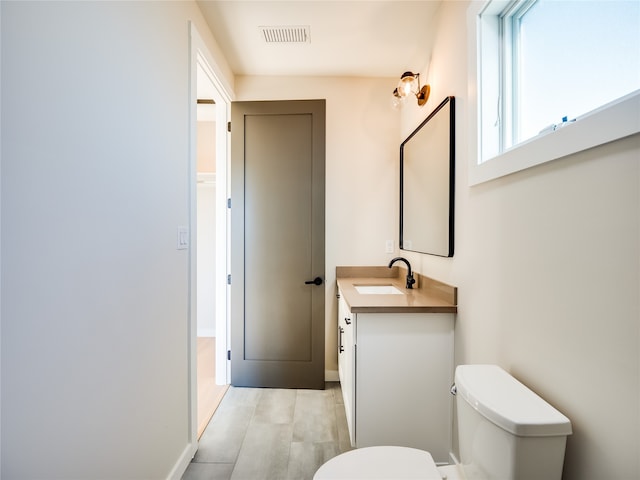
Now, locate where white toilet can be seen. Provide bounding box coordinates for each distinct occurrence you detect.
[315,364,572,480]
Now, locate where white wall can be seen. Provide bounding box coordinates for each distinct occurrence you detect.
[235,76,401,377]
[196,179,216,337]
[399,2,640,479]
[196,121,217,337]
[0,1,232,478]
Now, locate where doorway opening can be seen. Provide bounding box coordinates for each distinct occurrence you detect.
[195,120,226,437]
[190,23,232,443]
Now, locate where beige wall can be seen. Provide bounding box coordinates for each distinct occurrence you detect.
[235,76,402,377]
[399,2,639,479]
[197,121,216,173]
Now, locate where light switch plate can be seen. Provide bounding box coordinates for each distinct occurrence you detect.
[177,226,189,250]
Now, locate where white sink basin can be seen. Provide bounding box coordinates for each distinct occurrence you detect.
[354,285,404,295]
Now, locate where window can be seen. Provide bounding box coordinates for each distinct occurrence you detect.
[469,0,640,184]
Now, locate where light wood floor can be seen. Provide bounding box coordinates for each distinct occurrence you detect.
[183,383,351,480]
[197,337,229,439]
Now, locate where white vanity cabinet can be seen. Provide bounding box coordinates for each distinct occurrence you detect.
[337,289,455,464]
[337,294,355,442]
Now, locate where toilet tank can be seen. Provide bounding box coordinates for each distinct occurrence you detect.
[454,365,572,480]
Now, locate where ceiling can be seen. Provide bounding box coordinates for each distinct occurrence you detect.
[196,1,443,78]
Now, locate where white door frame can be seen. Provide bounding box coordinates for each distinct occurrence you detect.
[188,22,233,446]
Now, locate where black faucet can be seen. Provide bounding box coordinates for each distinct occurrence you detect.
[388,257,416,289]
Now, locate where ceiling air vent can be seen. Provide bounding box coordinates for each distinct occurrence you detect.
[259,25,310,44]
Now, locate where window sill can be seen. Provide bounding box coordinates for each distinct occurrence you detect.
[468,90,640,186]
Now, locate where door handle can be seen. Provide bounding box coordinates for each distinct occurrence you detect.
[305,277,323,286]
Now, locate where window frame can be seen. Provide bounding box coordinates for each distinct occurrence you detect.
[468,0,640,186]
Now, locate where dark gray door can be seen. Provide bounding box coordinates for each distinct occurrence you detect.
[230,100,325,389]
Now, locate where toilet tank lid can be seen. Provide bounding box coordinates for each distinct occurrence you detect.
[455,365,572,437]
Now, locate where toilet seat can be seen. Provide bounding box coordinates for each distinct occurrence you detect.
[313,446,442,479]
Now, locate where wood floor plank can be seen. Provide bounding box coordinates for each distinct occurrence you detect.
[287,442,341,480]
[182,462,234,480]
[253,388,297,425]
[185,384,350,480]
[230,423,293,480]
[197,337,229,439]
[293,389,337,443]
[194,402,255,463]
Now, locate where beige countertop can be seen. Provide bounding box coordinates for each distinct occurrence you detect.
[336,266,457,314]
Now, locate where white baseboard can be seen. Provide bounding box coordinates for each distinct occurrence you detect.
[167,442,197,480]
[325,369,339,382]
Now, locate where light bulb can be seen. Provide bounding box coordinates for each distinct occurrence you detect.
[399,79,413,96]
[397,72,418,97]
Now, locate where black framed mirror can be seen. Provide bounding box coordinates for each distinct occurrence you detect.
[400,96,455,257]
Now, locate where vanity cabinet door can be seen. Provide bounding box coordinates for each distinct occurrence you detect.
[337,293,356,445]
[355,312,454,463]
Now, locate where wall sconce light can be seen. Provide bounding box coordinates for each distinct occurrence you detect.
[392,71,430,108]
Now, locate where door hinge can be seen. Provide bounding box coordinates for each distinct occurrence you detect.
[227,121,231,132]
[227,350,231,361]
[227,274,232,285]
[227,198,231,209]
